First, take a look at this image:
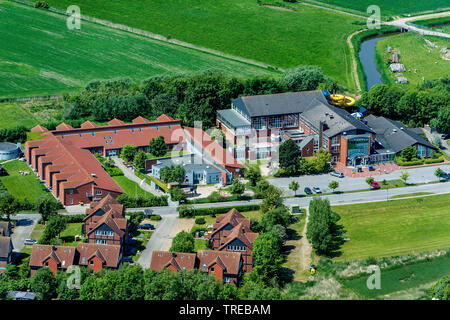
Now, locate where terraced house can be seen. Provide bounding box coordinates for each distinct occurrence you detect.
[25,114,242,206]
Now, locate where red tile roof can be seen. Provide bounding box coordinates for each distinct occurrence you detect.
[150,251,197,272]
[31,125,49,132]
[56,123,74,131]
[132,116,150,124]
[219,222,258,250]
[197,250,242,275]
[76,243,121,268]
[81,120,98,129]
[29,245,77,269]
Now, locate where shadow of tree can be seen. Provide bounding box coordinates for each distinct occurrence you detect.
[279,267,295,284]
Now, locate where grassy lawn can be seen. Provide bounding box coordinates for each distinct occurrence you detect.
[132,231,153,262]
[194,238,210,252]
[112,176,155,199]
[0,103,39,129]
[282,214,308,281]
[45,0,365,90]
[146,150,190,160]
[341,253,450,299]
[0,160,53,202]
[333,193,450,261]
[29,222,45,241]
[314,0,450,16]
[390,192,433,199]
[376,33,450,86]
[59,223,83,246]
[0,1,275,98]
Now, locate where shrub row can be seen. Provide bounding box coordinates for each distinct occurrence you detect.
[395,156,444,166]
[116,194,168,208]
[178,204,260,218]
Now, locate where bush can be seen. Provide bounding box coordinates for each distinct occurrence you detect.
[178,204,260,218]
[62,214,85,223]
[195,217,206,225]
[191,225,207,237]
[34,1,49,9]
[395,156,424,166]
[115,194,168,208]
[149,214,162,221]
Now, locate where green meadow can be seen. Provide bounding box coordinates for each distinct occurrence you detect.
[333,194,450,261]
[0,103,39,129]
[0,1,274,98]
[376,33,450,86]
[45,0,364,90]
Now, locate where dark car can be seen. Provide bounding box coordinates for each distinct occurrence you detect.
[371,182,381,189]
[441,133,450,140]
[122,257,134,264]
[304,187,313,195]
[138,224,155,230]
[368,165,375,171]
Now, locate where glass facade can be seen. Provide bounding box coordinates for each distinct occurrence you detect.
[347,137,370,158]
[284,114,298,128]
[268,116,283,129]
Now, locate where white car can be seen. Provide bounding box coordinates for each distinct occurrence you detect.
[24,238,37,245]
[312,186,322,193]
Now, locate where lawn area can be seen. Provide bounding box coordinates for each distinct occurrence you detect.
[0,103,39,129]
[315,0,450,16]
[341,253,450,299]
[0,160,53,202]
[131,231,153,262]
[376,33,450,86]
[112,176,155,199]
[59,222,83,246]
[146,150,190,160]
[0,1,275,98]
[333,193,450,261]
[282,214,308,281]
[45,0,365,90]
[194,238,210,252]
[390,192,433,199]
[28,222,45,242]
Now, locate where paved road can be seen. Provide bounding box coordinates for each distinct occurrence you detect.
[385,11,450,39]
[268,164,450,197]
[10,214,40,253]
[136,213,178,269]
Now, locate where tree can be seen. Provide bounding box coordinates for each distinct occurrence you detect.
[170,231,194,253]
[210,127,226,148]
[120,144,137,162]
[38,197,58,223]
[251,232,284,283]
[260,185,284,213]
[30,267,59,300]
[430,133,442,148]
[282,65,326,92]
[40,214,67,244]
[400,171,410,184]
[149,136,168,157]
[169,187,187,202]
[160,165,185,184]
[255,179,270,194]
[400,146,417,161]
[289,180,299,196]
[428,275,449,300]
[245,166,261,187]
[134,151,147,171]
[229,178,245,196]
[0,193,20,221]
[306,198,341,255]
[261,207,291,231]
[435,168,445,181]
[278,139,301,170]
[311,149,332,173]
[328,180,339,193]
[365,176,374,187]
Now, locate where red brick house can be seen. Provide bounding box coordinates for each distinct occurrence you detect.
[206,209,258,273]
[149,250,243,286]
[29,245,77,276]
[76,243,122,272]
[0,236,13,274]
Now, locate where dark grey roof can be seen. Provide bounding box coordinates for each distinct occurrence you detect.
[365,115,437,153]
[217,109,250,128]
[0,236,12,258]
[154,154,224,174]
[232,90,329,117]
[7,291,37,300]
[302,99,375,137]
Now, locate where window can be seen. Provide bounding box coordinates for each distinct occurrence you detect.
[90,260,94,265]
[269,116,283,129]
[331,136,340,146]
[69,189,73,195]
[224,277,231,283]
[95,239,108,244]
[82,257,86,263]
[284,114,298,128]
[252,117,267,130]
[69,198,73,205]
[210,267,215,273]
[95,190,102,196]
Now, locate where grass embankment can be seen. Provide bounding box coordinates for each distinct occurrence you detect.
[45,0,365,91]
[413,16,450,33]
[0,160,53,202]
[333,193,450,261]
[0,1,275,98]
[376,33,450,86]
[112,176,155,199]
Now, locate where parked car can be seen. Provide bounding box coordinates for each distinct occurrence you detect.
[122,257,134,264]
[138,224,155,230]
[371,182,381,189]
[330,171,344,178]
[24,238,37,245]
[304,187,313,195]
[441,133,450,140]
[441,172,450,180]
[368,165,375,171]
[312,186,322,193]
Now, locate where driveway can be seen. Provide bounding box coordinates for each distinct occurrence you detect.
[136,213,178,268]
[10,213,40,253]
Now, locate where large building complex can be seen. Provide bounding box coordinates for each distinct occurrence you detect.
[217,90,437,166]
[25,115,242,206]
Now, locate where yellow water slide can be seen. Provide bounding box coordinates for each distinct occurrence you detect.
[330,94,355,107]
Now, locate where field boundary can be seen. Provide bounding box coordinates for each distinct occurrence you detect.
[10,0,283,73]
[0,94,63,103]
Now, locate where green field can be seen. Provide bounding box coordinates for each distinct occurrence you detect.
[0,160,53,202]
[333,194,450,261]
[0,1,275,98]
[59,222,83,246]
[341,253,450,299]
[376,33,450,86]
[45,0,365,90]
[112,176,155,199]
[315,0,450,16]
[0,103,39,128]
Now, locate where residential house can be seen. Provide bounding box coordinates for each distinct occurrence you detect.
[76,243,122,272]
[0,236,13,274]
[29,244,77,276]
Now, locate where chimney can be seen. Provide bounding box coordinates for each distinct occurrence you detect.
[52,245,56,251]
[171,252,176,258]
